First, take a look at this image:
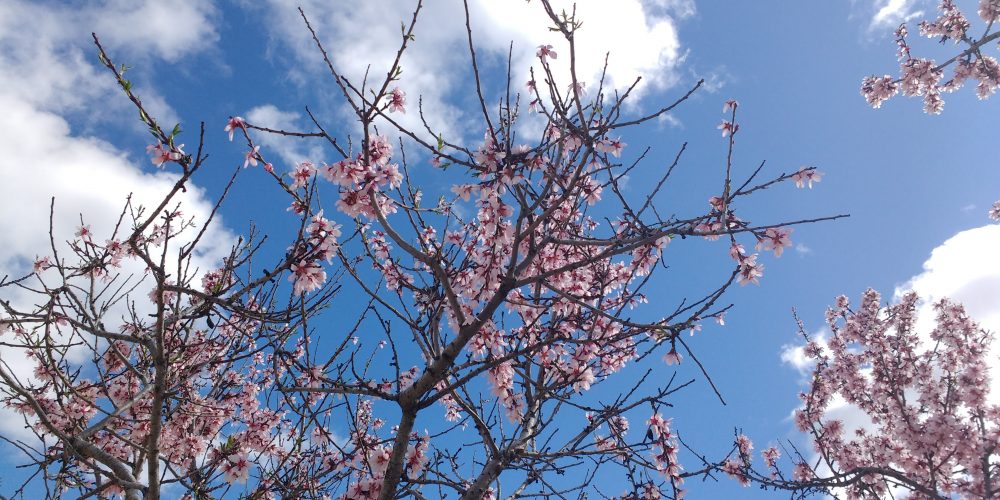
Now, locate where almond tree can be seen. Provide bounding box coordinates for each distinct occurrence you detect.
[721,291,998,499]
[0,1,839,498]
[715,4,1000,495]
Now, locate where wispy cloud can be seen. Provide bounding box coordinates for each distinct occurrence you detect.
[869,0,925,31]
[252,0,692,148]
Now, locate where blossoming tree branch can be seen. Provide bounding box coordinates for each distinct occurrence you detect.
[718,2,1000,498]
[0,0,932,498]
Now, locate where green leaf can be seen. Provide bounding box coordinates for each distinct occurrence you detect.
[170,123,182,138]
[437,133,445,151]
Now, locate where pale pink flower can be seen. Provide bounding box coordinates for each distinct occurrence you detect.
[76,224,93,241]
[757,227,793,257]
[981,0,1000,22]
[790,167,823,188]
[663,348,682,365]
[289,261,326,295]
[223,453,251,484]
[290,162,314,189]
[735,434,753,456]
[990,200,1000,221]
[451,184,475,201]
[792,462,812,482]
[388,87,406,113]
[33,256,51,273]
[736,254,764,286]
[225,116,246,141]
[718,120,738,137]
[761,446,780,468]
[860,75,899,109]
[722,459,750,486]
[596,137,626,158]
[244,145,260,168]
[147,143,183,167]
[536,44,557,61]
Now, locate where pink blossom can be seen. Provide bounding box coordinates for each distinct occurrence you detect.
[451,184,475,201]
[757,227,793,257]
[860,75,899,109]
[662,348,682,365]
[388,87,406,113]
[76,224,93,241]
[717,120,738,137]
[596,137,626,158]
[32,256,51,273]
[761,446,780,468]
[722,459,749,486]
[536,44,557,61]
[244,145,260,168]
[147,143,183,167]
[714,313,726,326]
[225,116,246,141]
[792,461,812,482]
[790,167,822,188]
[981,0,1000,22]
[736,254,764,286]
[990,200,1000,221]
[735,434,753,456]
[223,453,251,484]
[290,162,314,189]
[289,260,326,295]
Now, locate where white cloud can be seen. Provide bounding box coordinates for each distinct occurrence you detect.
[893,225,1000,392]
[870,0,924,30]
[779,337,817,374]
[254,0,689,148]
[657,112,683,129]
[647,0,697,20]
[90,0,219,63]
[245,104,325,167]
[0,0,218,125]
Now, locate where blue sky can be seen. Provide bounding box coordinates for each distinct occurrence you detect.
[1,0,998,497]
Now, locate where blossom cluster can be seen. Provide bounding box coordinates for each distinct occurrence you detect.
[792,290,999,498]
[861,0,1000,113]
